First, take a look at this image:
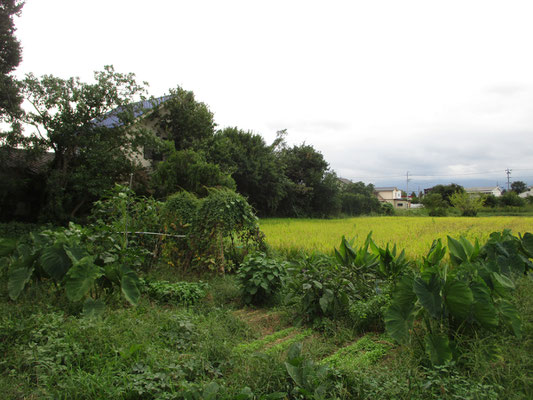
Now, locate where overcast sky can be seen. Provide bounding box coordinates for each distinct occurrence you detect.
[13,0,533,189]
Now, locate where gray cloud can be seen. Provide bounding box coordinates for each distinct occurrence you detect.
[485,84,530,97]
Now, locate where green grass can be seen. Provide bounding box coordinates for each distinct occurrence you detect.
[320,334,392,370]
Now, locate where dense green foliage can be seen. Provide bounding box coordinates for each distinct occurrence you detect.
[340,181,382,216]
[0,0,23,127]
[142,279,208,306]
[153,147,235,197]
[385,231,532,366]
[1,222,142,312]
[152,86,216,152]
[511,180,528,194]
[11,67,159,222]
[208,127,286,216]
[450,191,485,216]
[236,252,287,305]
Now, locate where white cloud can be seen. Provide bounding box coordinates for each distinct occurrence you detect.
[13,0,533,185]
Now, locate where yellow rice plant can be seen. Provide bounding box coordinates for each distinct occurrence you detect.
[259,216,533,259]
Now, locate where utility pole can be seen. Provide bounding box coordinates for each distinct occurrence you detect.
[505,169,512,191]
[406,171,411,208]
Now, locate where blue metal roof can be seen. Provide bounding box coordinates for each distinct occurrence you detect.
[92,95,172,129]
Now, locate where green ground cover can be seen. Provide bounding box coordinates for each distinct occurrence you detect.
[2,217,533,399]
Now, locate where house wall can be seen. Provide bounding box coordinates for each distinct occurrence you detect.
[375,188,410,209]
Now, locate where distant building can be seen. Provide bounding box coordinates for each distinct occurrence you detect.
[519,187,533,198]
[93,95,173,169]
[337,177,352,186]
[374,187,410,209]
[465,187,502,197]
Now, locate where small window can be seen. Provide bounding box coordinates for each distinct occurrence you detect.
[398,203,403,207]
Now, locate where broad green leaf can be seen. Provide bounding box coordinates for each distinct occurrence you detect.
[65,257,102,301]
[334,248,345,265]
[448,236,468,265]
[64,245,87,265]
[443,279,473,320]
[425,239,445,267]
[285,362,304,388]
[497,299,521,339]
[520,232,533,257]
[121,267,140,306]
[425,333,453,366]
[202,382,220,400]
[413,274,442,319]
[234,387,255,400]
[460,237,474,259]
[393,274,416,311]
[83,298,106,318]
[491,272,515,298]
[287,341,303,362]
[319,289,334,313]
[470,279,498,329]
[16,243,37,266]
[40,244,71,281]
[0,238,17,257]
[319,296,329,313]
[8,265,34,300]
[384,302,415,343]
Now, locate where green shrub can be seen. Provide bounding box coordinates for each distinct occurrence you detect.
[236,252,287,305]
[450,191,485,217]
[499,191,526,207]
[381,202,394,215]
[91,184,163,269]
[162,191,200,231]
[193,188,265,273]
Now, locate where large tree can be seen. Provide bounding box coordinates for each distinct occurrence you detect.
[340,181,381,215]
[152,86,215,151]
[19,66,157,222]
[277,143,339,217]
[0,0,24,141]
[153,147,235,198]
[511,180,528,194]
[427,183,465,206]
[207,127,286,215]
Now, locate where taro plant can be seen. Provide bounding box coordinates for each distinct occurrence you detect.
[368,236,411,284]
[481,229,533,276]
[385,235,522,366]
[286,253,354,323]
[3,222,141,314]
[236,252,287,305]
[284,342,330,400]
[287,235,383,324]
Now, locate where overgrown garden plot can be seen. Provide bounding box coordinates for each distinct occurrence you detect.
[1,188,533,399]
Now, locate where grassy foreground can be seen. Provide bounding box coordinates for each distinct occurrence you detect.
[260,216,533,258]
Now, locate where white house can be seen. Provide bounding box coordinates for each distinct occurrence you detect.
[374,187,410,209]
[465,187,502,197]
[519,187,533,198]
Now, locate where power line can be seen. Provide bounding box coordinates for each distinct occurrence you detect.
[350,168,533,181]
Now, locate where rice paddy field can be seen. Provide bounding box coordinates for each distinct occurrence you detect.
[260,216,533,258]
